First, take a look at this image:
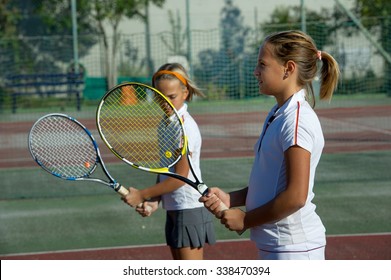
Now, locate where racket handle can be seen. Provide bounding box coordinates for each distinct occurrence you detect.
[116,185,129,196]
[117,185,153,213]
[216,200,228,213]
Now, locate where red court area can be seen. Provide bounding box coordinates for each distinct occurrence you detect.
[1,234,390,260]
[1,105,391,168]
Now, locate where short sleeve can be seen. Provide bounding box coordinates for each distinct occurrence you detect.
[281,109,314,153]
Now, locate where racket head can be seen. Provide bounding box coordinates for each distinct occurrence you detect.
[28,113,99,180]
[96,82,188,173]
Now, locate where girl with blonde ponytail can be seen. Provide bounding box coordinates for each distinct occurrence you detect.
[200,30,340,260]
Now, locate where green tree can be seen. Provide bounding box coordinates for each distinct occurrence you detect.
[0,1,23,76]
[0,0,21,111]
[36,0,165,89]
[220,0,249,57]
[353,0,391,95]
[0,0,20,37]
[260,5,333,50]
[218,0,250,99]
[0,0,98,76]
[195,0,251,100]
[160,10,187,56]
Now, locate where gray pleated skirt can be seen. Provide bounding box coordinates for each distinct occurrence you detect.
[165,207,216,249]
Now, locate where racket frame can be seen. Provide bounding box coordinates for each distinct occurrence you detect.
[97,83,247,234]
[28,113,126,195]
[96,82,209,196]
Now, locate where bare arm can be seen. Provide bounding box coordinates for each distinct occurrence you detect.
[123,155,189,207]
[229,187,248,207]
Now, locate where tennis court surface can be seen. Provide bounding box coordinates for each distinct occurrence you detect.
[1,102,390,260]
[1,234,390,260]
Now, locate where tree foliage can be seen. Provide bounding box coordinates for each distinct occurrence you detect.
[260,5,333,50]
[35,0,165,88]
[353,0,391,54]
[333,0,391,95]
[220,0,250,57]
[160,10,187,56]
[194,0,250,99]
[0,0,20,37]
[0,0,166,88]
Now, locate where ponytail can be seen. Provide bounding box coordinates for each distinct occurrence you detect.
[319,51,340,101]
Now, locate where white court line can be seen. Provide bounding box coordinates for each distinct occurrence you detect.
[321,116,391,136]
[1,233,390,258]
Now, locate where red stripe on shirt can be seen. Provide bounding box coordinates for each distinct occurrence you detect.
[294,101,300,145]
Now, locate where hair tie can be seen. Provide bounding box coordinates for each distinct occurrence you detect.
[317,50,322,61]
[152,70,187,86]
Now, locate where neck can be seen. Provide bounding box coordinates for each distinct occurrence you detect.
[276,87,302,107]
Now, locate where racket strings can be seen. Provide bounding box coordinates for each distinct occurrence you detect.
[29,116,97,178]
[99,84,184,169]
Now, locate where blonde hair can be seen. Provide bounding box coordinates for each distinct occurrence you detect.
[152,63,205,101]
[264,30,340,107]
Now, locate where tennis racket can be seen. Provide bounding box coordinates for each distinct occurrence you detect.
[28,113,131,198]
[96,82,230,217]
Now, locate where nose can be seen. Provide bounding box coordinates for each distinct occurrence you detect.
[162,102,173,115]
[253,67,259,78]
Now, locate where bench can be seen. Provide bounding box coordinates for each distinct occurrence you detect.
[5,73,84,113]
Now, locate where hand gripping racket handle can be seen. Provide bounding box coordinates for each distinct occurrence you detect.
[199,186,245,236]
[216,201,246,236]
[215,199,229,214]
[115,185,153,213]
[198,184,229,215]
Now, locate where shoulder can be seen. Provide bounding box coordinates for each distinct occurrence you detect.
[282,100,318,126]
[183,111,199,129]
[279,100,321,141]
[182,111,201,140]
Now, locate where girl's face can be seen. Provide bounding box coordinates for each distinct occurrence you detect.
[253,43,285,97]
[155,78,189,111]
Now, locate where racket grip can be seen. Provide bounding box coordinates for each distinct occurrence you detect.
[216,200,228,213]
[116,185,139,207]
[116,185,129,196]
[117,186,146,209]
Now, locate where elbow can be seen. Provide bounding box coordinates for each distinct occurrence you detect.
[288,184,308,211]
[293,194,307,211]
[285,200,305,217]
[295,199,306,210]
[288,193,307,212]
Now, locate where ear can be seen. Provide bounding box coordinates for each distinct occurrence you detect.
[283,60,296,79]
[182,86,190,100]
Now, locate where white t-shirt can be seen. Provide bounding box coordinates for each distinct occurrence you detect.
[246,89,326,250]
[160,103,204,211]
